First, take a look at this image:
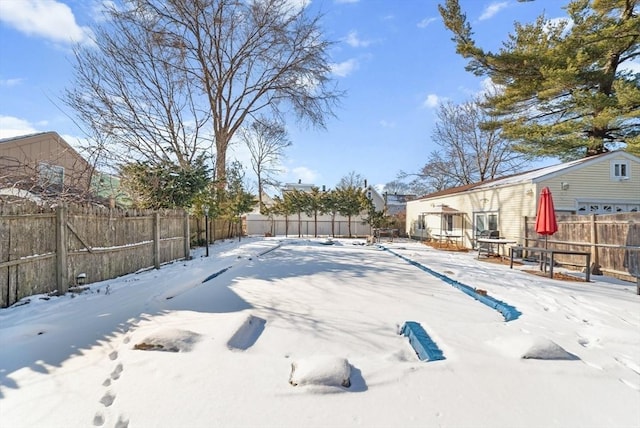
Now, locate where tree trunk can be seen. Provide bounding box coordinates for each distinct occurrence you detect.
[285,215,289,237]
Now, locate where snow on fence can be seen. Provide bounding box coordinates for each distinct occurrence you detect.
[0,202,190,308]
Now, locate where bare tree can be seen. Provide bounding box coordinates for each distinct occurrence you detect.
[337,171,365,189]
[419,97,531,189]
[80,0,343,186]
[239,117,291,210]
[64,5,211,171]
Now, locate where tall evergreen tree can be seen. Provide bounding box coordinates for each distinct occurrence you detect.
[322,190,340,237]
[120,156,210,209]
[285,189,308,238]
[223,162,256,241]
[439,0,640,159]
[304,186,326,237]
[334,185,368,238]
[271,195,295,237]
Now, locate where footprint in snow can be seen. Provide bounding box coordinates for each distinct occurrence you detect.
[619,378,640,391]
[93,411,105,426]
[114,415,129,428]
[111,363,123,380]
[100,391,116,407]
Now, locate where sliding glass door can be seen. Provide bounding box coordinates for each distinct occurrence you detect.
[473,212,498,247]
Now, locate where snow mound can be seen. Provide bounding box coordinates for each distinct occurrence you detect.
[289,356,351,388]
[488,335,579,360]
[522,338,579,360]
[133,328,202,353]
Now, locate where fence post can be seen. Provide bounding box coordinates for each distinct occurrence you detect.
[183,210,191,260]
[153,211,160,269]
[590,214,601,274]
[56,205,69,295]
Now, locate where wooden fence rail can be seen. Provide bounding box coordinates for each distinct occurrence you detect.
[0,202,191,308]
[523,213,639,283]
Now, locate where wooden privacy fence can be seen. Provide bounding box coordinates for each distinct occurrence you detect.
[523,213,640,282]
[0,203,190,308]
[189,216,239,244]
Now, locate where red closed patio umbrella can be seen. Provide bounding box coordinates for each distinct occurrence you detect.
[535,186,558,273]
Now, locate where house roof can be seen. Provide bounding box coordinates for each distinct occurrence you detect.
[414,151,640,201]
[422,204,463,214]
[386,194,416,205]
[282,182,317,192]
[0,132,52,144]
[0,131,86,161]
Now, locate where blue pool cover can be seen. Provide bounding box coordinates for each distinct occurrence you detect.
[383,247,521,322]
[400,321,445,361]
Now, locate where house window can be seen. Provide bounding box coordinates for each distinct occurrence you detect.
[488,214,498,231]
[38,162,64,187]
[577,202,640,214]
[611,161,630,180]
[474,212,499,241]
[418,214,426,229]
[444,214,453,232]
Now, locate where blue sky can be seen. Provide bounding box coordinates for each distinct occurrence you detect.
[0,0,571,191]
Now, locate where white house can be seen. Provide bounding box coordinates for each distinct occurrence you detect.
[406,151,640,248]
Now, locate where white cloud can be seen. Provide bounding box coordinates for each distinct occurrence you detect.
[479,2,509,21]
[422,94,441,109]
[291,166,319,183]
[479,77,504,97]
[331,59,359,77]
[0,77,24,87]
[379,120,396,128]
[457,78,504,99]
[345,31,371,48]
[0,0,94,45]
[0,115,39,139]
[91,1,117,23]
[417,17,438,29]
[282,0,311,14]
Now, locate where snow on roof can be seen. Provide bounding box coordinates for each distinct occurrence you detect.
[415,151,637,200]
[473,155,598,189]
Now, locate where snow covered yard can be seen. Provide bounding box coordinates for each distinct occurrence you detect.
[0,237,638,428]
